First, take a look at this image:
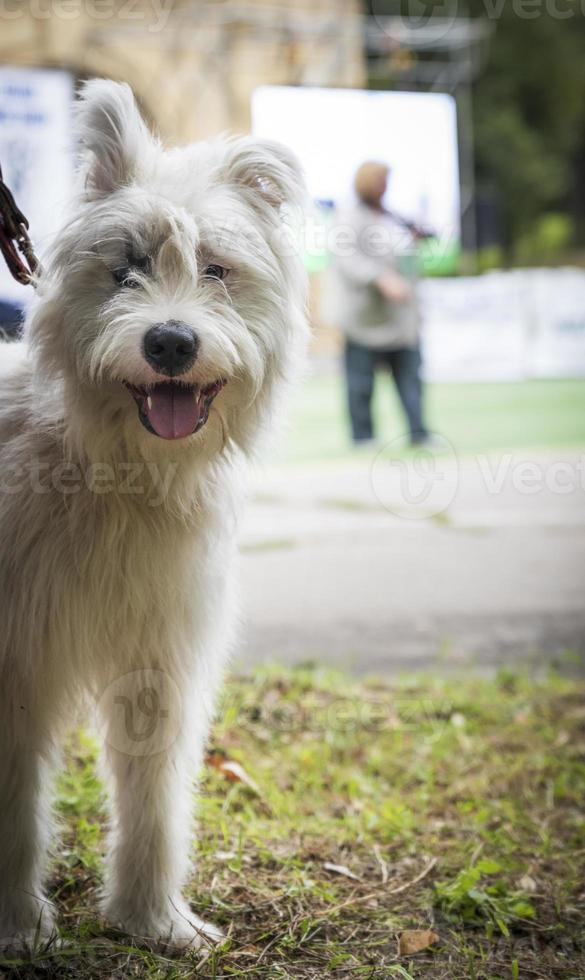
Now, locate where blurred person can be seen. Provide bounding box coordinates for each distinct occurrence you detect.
[334,161,429,447]
[0,299,24,339]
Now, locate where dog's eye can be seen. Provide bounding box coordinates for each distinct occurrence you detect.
[204,264,229,281]
[112,254,150,289]
[112,267,141,289]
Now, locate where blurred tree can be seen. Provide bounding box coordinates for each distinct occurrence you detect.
[363,1,585,259]
[468,0,585,256]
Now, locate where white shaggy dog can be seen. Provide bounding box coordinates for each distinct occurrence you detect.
[0,80,307,950]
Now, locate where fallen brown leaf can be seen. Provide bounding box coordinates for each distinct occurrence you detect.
[398,929,440,956]
[206,750,261,796]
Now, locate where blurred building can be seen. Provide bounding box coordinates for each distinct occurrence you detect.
[0,0,365,142]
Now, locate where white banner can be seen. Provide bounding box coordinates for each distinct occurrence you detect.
[252,86,461,250]
[0,67,74,306]
[420,269,585,381]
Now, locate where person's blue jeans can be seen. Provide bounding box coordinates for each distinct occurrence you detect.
[344,339,427,443]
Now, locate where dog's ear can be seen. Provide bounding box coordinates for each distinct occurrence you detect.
[225,137,306,214]
[75,79,154,199]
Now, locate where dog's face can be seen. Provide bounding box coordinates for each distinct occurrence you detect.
[32,80,307,457]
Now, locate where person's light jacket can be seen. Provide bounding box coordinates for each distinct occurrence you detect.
[331,201,421,350]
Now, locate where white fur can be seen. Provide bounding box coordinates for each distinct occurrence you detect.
[0,80,307,950]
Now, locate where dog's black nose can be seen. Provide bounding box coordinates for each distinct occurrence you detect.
[143,321,198,376]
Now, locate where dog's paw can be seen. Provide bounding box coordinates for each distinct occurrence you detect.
[105,899,224,953]
[0,901,58,956]
[161,908,224,952]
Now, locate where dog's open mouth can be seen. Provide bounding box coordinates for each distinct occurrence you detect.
[124,380,226,440]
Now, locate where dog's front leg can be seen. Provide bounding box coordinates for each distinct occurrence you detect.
[0,719,57,950]
[100,667,223,950]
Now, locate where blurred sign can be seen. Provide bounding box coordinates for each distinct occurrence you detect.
[0,67,74,306]
[252,85,461,274]
[528,269,585,379]
[421,270,585,381]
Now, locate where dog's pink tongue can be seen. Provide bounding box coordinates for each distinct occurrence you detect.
[146,385,200,440]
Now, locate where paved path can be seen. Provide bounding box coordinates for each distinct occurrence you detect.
[234,449,585,676]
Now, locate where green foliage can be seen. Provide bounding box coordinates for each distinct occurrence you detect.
[515,212,574,265]
[469,2,585,253]
[476,245,505,273]
[435,859,535,934]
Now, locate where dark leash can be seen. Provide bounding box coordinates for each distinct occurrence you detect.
[382,206,435,241]
[0,163,41,288]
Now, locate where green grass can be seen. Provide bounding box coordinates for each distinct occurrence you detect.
[2,666,584,978]
[278,373,585,464]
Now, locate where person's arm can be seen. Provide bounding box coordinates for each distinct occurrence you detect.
[375,269,413,304]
